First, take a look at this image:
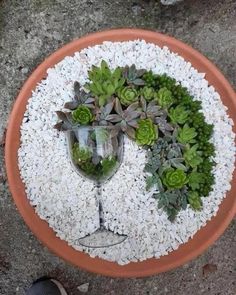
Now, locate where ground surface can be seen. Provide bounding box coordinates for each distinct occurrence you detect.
[0,0,236,294]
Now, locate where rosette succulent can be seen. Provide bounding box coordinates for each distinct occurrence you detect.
[94,98,115,126]
[188,171,204,190]
[169,105,190,125]
[156,188,188,221]
[184,144,203,168]
[140,97,163,120]
[122,64,146,86]
[105,98,141,139]
[156,87,174,109]
[72,143,92,163]
[86,60,125,106]
[140,98,173,135]
[135,118,158,146]
[162,168,188,189]
[177,124,197,144]
[141,86,157,101]
[72,105,94,125]
[64,81,95,110]
[118,86,139,106]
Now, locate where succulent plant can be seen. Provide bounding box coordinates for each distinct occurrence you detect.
[122,64,146,86]
[168,105,190,125]
[188,191,202,210]
[156,87,174,109]
[72,143,92,163]
[86,60,125,106]
[135,118,158,146]
[162,168,188,189]
[188,171,204,190]
[140,97,163,119]
[184,144,203,168]
[140,86,157,101]
[72,105,94,125]
[64,81,95,110]
[144,138,169,175]
[155,188,188,221]
[117,86,139,106]
[177,124,197,144]
[94,98,115,126]
[155,117,174,135]
[79,161,97,176]
[142,70,158,87]
[139,97,173,135]
[54,111,75,131]
[145,173,163,191]
[145,137,186,177]
[105,98,141,139]
[54,82,95,131]
[101,156,117,175]
[53,64,216,222]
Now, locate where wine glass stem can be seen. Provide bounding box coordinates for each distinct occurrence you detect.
[97,185,105,229]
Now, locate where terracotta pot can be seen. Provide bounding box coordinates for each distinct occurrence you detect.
[5,29,236,278]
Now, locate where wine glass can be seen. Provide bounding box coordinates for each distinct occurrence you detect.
[67,126,127,248]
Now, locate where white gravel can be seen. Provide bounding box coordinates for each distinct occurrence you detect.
[18,40,235,265]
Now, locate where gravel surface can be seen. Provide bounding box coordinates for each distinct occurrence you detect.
[0,0,235,294]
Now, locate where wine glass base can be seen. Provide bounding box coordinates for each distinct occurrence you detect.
[78,228,127,248]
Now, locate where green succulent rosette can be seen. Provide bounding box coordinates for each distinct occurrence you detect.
[177,124,197,144]
[72,143,92,163]
[169,105,189,124]
[72,105,94,125]
[184,144,203,168]
[118,86,139,106]
[141,86,157,101]
[162,168,188,189]
[135,118,158,146]
[156,87,174,109]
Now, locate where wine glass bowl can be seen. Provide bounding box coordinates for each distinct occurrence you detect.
[67,126,123,184]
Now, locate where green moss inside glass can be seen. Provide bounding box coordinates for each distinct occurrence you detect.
[55,61,215,221]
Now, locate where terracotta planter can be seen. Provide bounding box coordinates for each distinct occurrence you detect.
[5,29,236,278]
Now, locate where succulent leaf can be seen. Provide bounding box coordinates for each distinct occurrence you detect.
[54,111,75,131]
[114,97,123,116]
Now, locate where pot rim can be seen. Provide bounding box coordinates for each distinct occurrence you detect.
[5,28,236,278]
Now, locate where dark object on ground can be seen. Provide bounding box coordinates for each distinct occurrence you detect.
[26,277,68,295]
